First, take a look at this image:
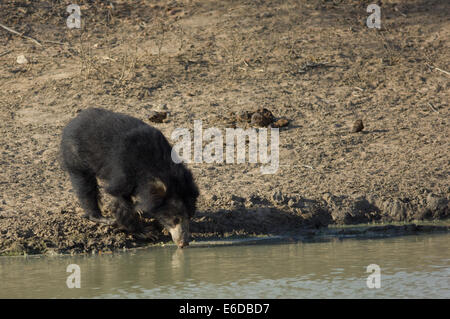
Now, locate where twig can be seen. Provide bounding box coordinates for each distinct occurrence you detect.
[427,102,439,114]
[394,7,407,17]
[280,164,315,170]
[42,40,66,45]
[0,22,42,47]
[433,66,450,76]
[102,56,117,62]
[0,50,11,57]
[426,63,450,76]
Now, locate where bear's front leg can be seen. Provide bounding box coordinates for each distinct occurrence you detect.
[112,197,159,241]
[69,170,115,225]
[112,197,141,232]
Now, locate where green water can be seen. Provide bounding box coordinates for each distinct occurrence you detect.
[0,233,449,298]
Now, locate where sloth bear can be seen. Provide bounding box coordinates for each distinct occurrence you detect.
[60,108,199,248]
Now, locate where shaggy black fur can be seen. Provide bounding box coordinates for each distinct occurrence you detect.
[60,108,199,246]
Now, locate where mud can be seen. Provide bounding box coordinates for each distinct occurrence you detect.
[0,0,449,255]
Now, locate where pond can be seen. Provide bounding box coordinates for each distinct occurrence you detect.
[0,233,449,298]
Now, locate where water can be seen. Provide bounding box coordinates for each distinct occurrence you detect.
[0,233,449,298]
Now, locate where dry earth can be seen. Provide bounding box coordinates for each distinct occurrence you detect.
[0,0,449,255]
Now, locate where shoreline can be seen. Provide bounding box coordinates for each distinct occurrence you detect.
[1,219,448,257]
[1,191,449,256]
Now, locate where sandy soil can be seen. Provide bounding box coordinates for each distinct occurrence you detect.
[0,0,449,255]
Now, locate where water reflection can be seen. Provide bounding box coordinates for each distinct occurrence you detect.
[0,234,449,298]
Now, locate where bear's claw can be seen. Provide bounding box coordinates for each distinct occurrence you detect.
[83,214,116,225]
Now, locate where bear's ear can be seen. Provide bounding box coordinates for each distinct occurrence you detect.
[150,178,167,198]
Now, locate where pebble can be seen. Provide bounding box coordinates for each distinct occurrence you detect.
[351,119,364,133]
[148,111,168,123]
[16,54,28,64]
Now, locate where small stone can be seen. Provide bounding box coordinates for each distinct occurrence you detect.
[148,111,167,123]
[351,119,364,133]
[16,54,28,64]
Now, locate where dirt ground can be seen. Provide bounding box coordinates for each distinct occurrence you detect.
[0,0,449,255]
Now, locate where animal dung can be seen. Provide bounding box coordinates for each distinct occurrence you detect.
[272,118,289,128]
[250,108,275,127]
[236,110,252,123]
[233,108,289,128]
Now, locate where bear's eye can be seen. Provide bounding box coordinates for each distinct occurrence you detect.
[173,217,180,225]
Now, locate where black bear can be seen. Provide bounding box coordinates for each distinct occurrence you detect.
[60,108,199,248]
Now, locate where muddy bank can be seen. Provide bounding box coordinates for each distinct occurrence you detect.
[1,220,449,256]
[0,0,449,255]
[0,191,448,256]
